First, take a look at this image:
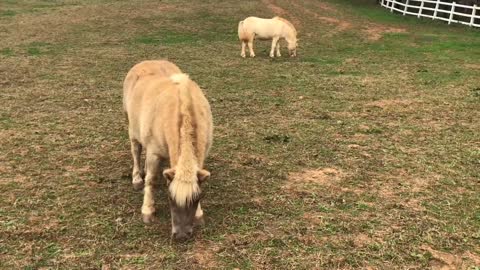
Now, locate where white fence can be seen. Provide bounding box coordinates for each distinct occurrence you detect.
[380,0,480,28]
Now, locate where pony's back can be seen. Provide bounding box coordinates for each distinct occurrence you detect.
[123,60,181,110]
[273,16,297,36]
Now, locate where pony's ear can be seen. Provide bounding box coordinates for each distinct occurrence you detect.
[163,168,175,184]
[197,169,210,184]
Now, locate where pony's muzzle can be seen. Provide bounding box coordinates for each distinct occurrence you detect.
[172,230,193,241]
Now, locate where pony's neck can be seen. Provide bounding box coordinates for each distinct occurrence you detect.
[282,25,296,44]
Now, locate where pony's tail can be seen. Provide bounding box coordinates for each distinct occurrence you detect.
[122,73,139,113]
[238,21,248,41]
[169,73,200,207]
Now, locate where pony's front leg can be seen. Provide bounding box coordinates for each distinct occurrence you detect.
[194,203,205,226]
[241,42,246,58]
[141,152,160,224]
[247,40,255,57]
[276,42,281,57]
[130,139,144,190]
[270,37,280,58]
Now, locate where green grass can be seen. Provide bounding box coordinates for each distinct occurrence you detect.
[0,48,14,56]
[0,0,479,269]
[0,10,16,17]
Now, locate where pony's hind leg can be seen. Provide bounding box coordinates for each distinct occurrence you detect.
[141,152,161,223]
[276,42,281,57]
[270,37,280,58]
[241,41,246,58]
[130,139,144,190]
[247,39,255,58]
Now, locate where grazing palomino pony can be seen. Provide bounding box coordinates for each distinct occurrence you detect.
[238,16,298,58]
[123,60,213,241]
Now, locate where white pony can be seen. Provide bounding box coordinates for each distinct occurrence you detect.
[123,60,213,241]
[238,16,298,58]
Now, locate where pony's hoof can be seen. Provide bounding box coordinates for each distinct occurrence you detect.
[250,54,255,58]
[194,216,205,227]
[241,54,246,58]
[142,213,155,224]
[132,178,144,191]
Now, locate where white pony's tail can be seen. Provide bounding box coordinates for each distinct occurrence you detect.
[238,20,249,41]
[122,73,139,113]
[169,73,201,207]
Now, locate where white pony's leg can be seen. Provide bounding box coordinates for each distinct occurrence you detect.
[195,203,205,226]
[195,203,203,218]
[247,39,255,58]
[130,139,144,190]
[276,42,281,57]
[141,152,160,223]
[241,42,246,58]
[270,37,280,58]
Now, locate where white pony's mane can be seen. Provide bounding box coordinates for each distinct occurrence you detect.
[273,16,297,36]
[168,73,201,207]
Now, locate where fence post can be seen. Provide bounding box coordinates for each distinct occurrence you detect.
[403,0,410,15]
[390,0,395,12]
[470,4,477,26]
[433,0,439,19]
[448,2,455,24]
[418,0,424,18]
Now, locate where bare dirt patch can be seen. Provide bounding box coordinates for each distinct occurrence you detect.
[290,1,351,35]
[262,0,287,16]
[352,233,374,248]
[365,99,416,109]
[422,246,480,270]
[185,241,220,269]
[288,1,405,40]
[363,25,407,41]
[261,0,302,28]
[465,63,480,70]
[285,168,345,191]
[373,170,441,211]
[312,1,338,13]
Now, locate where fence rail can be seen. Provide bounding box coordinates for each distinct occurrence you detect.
[380,0,480,27]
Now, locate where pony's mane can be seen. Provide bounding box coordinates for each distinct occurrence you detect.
[273,16,297,35]
[168,74,201,207]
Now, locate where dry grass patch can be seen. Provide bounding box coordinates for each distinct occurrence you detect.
[290,1,352,35]
[422,245,480,270]
[284,167,345,191]
[362,25,407,41]
[261,0,302,28]
[184,241,221,269]
[365,99,417,109]
[464,63,480,70]
[374,170,437,197]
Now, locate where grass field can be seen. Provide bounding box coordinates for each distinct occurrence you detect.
[1,0,479,269]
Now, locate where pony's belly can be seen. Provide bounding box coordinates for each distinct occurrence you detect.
[255,35,273,40]
[254,29,280,40]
